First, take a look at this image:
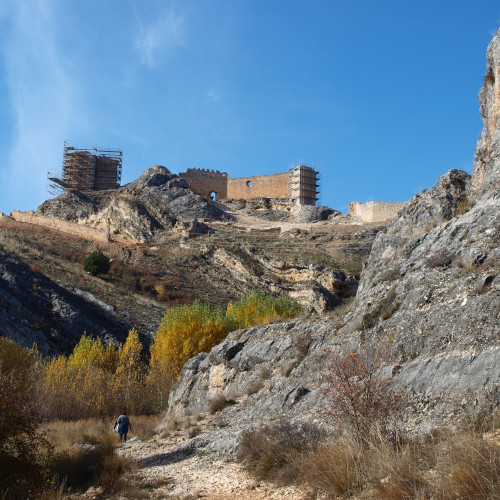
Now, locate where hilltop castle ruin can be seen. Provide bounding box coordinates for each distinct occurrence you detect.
[179,165,320,205]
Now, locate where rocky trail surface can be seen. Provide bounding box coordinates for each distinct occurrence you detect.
[115,424,317,500]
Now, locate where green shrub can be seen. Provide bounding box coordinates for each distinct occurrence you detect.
[227,290,301,328]
[83,250,110,276]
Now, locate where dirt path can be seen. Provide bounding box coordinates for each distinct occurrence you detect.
[118,435,316,499]
[209,202,370,236]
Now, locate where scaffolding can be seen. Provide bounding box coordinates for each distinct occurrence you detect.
[288,164,319,205]
[47,143,122,196]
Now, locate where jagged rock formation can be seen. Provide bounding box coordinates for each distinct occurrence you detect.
[0,247,136,355]
[470,30,500,198]
[38,166,232,242]
[163,28,500,452]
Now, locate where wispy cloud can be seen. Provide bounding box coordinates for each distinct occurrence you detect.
[207,89,221,102]
[0,0,83,212]
[134,5,186,68]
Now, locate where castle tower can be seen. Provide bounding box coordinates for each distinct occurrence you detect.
[288,165,319,205]
[48,143,122,195]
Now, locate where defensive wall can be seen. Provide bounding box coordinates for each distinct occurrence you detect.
[227,172,290,199]
[179,169,228,199]
[8,211,133,243]
[179,167,317,204]
[348,200,407,223]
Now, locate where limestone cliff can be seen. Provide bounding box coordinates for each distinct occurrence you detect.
[471,29,500,198]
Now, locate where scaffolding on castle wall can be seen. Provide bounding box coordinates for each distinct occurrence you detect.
[288,163,320,205]
[46,170,63,200]
[47,143,122,198]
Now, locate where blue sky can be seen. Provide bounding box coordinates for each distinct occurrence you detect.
[0,1,499,214]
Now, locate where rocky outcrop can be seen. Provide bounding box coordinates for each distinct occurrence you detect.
[291,205,340,223]
[162,28,500,452]
[470,29,500,198]
[0,247,138,355]
[38,166,233,242]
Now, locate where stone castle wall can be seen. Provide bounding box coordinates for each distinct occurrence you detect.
[179,169,228,199]
[8,211,127,243]
[348,200,407,223]
[227,172,290,200]
[179,169,291,201]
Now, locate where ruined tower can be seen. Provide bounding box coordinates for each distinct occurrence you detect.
[48,143,122,195]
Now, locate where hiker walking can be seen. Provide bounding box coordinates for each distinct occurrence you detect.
[114,412,132,442]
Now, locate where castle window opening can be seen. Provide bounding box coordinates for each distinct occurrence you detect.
[210,191,217,201]
[246,181,253,187]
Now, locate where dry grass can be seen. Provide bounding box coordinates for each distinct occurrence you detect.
[326,298,354,320]
[239,420,326,483]
[302,436,365,496]
[239,419,500,499]
[39,417,145,496]
[40,418,112,451]
[40,415,160,450]
[209,392,228,414]
[99,452,138,493]
[129,414,163,440]
[434,432,500,499]
[245,378,264,395]
[159,415,192,437]
[426,250,453,269]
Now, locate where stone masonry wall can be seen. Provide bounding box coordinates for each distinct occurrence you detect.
[179,169,228,199]
[226,172,290,200]
[9,211,120,243]
[179,169,292,201]
[348,200,407,223]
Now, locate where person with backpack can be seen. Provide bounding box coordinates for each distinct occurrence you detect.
[114,412,132,442]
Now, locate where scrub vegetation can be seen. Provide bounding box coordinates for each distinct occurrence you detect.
[239,350,500,499]
[0,291,300,498]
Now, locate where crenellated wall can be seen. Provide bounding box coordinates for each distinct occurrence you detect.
[179,169,228,199]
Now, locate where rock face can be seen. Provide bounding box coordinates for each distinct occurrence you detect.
[38,166,233,242]
[0,247,136,355]
[163,28,500,451]
[470,30,500,198]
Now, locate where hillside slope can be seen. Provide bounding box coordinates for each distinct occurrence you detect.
[1,169,382,354]
[0,247,133,355]
[163,28,500,452]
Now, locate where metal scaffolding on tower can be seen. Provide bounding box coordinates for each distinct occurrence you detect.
[47,142,122,198]
[288,164,319,205]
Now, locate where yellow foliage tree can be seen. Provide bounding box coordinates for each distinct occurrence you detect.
[112,328,145,413]
[42,334,120,419]
[150,301,232,383]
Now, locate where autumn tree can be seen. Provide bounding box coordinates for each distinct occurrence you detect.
[113,328,147,414]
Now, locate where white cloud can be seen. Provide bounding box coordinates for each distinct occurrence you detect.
[207,89,221,102]
[1,0,83,212]
[134,6,186,68]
